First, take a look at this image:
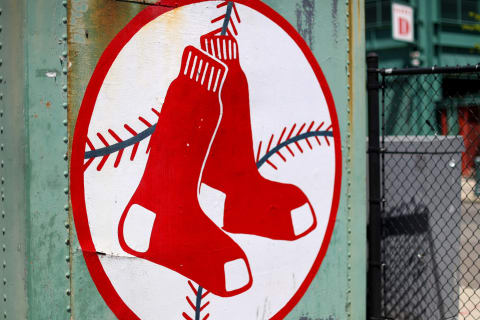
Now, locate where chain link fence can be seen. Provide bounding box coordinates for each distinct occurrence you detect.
[368,55,480,320]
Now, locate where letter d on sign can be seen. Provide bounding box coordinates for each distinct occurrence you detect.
[392,2,414,42]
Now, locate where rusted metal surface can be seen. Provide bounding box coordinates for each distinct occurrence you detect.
[68,1,143,318]
[116,0,160,4]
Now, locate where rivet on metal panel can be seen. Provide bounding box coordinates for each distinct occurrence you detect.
[65,256,69,263]
[0,6,6,313]
[60,1,71,314]
[346,0,354,318]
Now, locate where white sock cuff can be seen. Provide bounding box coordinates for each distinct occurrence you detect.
[200,35,239,62]
[179,46,227,93]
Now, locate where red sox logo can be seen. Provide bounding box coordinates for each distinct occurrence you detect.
[71,1,341,319]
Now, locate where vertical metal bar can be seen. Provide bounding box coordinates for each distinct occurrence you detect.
[367,52,382,319]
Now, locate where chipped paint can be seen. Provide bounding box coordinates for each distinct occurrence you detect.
[332,0,338,40]
[295,0,315,47]
[116,0,160,4]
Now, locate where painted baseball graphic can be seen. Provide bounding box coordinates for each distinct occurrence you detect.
[70,1,341,319]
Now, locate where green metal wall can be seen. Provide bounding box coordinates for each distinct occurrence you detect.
[1,0,367,318]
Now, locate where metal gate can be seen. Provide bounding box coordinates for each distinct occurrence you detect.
[367,53,480,320]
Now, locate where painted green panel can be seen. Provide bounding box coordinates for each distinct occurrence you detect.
[68,1,144,318]
[0,0,28,318]
[25,0,70,318]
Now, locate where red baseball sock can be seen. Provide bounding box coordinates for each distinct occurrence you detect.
[200,34,317,241]
[118,46,252,297]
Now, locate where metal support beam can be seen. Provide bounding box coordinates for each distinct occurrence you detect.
[367,52,382,320]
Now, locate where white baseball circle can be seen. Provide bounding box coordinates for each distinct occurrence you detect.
[83,2,336,319]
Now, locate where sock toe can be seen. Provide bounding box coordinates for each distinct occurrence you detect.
[122,204,156,253]
[224,258,251,293]
[291,202,315,237]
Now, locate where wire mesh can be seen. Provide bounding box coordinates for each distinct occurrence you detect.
[379,69,480,320]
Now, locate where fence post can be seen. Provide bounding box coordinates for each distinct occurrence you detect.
[367,52,382,319]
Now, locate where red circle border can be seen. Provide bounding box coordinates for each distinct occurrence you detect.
[70,1,342,319]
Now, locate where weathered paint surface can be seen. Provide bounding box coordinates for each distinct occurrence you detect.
[1,0,365,318]
[25,0,71,318]
[0,0,70,318]
[1,0,70,318]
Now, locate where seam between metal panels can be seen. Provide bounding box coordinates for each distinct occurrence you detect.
[0,6,5,318]
[346,0,353,318]
[63,1,72,317]
[59,0,72,317]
